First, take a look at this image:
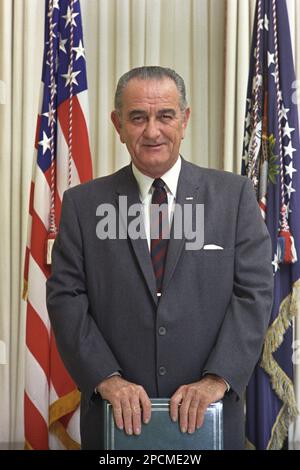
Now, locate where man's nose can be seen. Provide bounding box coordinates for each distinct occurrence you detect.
[143,118,160,140]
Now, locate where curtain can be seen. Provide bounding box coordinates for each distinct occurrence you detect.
[0,0,45,446]
[80,0,226,175]
[223,0,256,172]
[0,0,299,447]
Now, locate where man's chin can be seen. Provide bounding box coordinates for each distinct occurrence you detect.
[140,148,167,160]
[134,155,177,178]
[143,154,169,168]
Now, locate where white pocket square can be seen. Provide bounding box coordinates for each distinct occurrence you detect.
[203,244,224,250]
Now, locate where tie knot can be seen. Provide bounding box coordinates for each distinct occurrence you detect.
[152,178,165,190]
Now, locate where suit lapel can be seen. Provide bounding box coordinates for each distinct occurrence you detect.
[115,160,203,302]
[162,158,202,294]
[116,165,158,305]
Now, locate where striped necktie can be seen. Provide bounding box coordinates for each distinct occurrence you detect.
[150,178,170,294]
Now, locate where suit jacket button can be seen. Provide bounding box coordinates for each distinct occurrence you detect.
[159,366,167,376]
[158,326,167,336]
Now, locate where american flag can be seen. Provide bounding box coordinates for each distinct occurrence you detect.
[23,0,93,449]
[242,0,300,449]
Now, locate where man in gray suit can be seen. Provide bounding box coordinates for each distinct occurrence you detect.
[46,66,273,450]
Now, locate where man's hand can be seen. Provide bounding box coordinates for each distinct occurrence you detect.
[170,374,227,434]
[96,375,151,436]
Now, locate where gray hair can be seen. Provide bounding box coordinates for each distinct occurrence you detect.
[114,66,188,114]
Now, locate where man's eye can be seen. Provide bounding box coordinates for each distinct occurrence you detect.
[132,116,145,122]
[161,114,173,121]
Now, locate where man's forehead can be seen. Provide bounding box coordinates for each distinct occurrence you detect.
[122,77,181,107]
[126,76,176,87]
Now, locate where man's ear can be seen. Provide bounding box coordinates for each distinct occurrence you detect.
[111,111,123,140]
[181,107,191,139]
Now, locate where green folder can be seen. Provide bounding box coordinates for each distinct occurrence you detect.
[102,399,223,450]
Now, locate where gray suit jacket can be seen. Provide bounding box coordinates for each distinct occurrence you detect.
[46,158,273,450]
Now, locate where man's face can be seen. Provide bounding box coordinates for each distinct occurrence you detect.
[111,77,190,178]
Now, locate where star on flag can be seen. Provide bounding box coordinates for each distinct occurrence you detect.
[38,131,51,155]
[282,121,295,139]
[284,141,296,159]
[61,65,81,87]
[42,104,56,126]
[59,35,68,54]
[73,40,85,60]
[62,6,79,28]
[285,161,297,179]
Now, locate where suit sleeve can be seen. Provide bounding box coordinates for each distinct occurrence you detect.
[203,177,274,398]
[46,190,122,398]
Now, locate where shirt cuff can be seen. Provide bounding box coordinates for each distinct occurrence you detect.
[222,378,231,393]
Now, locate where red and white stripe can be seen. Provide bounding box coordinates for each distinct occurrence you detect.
[24,87,93,450]
[259,196,267,220]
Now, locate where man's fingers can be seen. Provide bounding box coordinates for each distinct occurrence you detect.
[187,396,200,434]
[121,398,133,435]
[112,403,123,430]
[179,392,192,433]
[130,396,142,435]
[170,377,226,434]
[170,388,184,424]
[139,389,152,425]
[196,403,207,429]
[182,391,208,433]
[98,377,151,435]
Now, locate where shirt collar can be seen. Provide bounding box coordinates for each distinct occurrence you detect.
[132,156,182,202]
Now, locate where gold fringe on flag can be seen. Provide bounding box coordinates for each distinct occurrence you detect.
[22,280,28,302]
[24,389,81,450]
[50,421,81,450]
[24,439,33,450]
[49,388,81,424]
[260,278,300,449]
[49,388,81,450]
[245,438,256,450]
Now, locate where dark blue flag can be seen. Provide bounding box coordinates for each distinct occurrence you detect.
[242,0,300,449]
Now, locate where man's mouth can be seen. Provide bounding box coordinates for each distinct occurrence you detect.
[143,143,165,148]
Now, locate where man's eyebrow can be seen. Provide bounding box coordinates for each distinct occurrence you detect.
[128,110,147,118]
[157,109,176,116]
[128,108,177,119]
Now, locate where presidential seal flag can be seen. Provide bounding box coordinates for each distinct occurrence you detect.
[23,0,93,449]
[242,0,300,450]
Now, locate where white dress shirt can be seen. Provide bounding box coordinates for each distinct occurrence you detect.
[131,156,182,251]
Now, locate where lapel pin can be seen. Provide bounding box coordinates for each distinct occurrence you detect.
[185,197,193,200]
